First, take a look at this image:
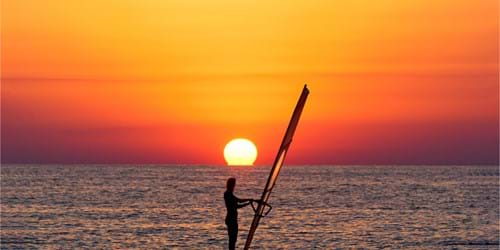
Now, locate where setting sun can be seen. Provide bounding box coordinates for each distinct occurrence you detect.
[224,138,258,166]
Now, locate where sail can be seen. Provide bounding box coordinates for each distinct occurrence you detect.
[244,84,309,250]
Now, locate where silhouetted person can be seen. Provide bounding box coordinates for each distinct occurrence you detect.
[224,178,253,250]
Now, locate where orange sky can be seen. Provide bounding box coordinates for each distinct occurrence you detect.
[2,0,499,164]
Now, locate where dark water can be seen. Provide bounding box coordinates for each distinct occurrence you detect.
[1,165,499,249]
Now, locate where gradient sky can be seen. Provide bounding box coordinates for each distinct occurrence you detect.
[2,0,499,165]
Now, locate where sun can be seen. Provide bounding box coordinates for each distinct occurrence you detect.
[224,138,258,166]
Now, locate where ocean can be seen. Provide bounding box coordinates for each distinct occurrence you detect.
[1,165,498,249]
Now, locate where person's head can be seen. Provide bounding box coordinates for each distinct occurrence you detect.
[226,178,236,192]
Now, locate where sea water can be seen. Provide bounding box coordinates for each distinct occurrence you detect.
[1,165,498,249]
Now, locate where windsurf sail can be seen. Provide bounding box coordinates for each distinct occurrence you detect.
[244,84,309,250]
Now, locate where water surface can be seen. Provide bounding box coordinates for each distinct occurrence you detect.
[1,165,498,249]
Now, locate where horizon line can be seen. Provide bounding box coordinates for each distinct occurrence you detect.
[1,163,498,167]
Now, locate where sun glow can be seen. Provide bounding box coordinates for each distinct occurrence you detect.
[224,138,258,166]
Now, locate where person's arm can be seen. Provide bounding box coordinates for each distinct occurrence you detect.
[237,202,251,208]
[237,199,252,208]
[234,195,252,203]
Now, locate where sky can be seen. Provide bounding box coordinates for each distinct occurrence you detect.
[1,0,499,165]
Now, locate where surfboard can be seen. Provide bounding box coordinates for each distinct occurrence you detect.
[244,84,309,250]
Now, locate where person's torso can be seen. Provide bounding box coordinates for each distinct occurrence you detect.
[224,191,238,221]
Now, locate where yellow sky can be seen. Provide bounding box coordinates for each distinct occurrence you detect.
[2,0,498,79]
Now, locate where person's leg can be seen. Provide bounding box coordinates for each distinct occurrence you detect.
[234,223,238,248]
[226,223,232,250]
[228,222,238,250]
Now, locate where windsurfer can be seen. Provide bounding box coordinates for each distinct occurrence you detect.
[224,178,257,250]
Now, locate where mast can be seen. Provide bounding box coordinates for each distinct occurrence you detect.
[244,84,309,249]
